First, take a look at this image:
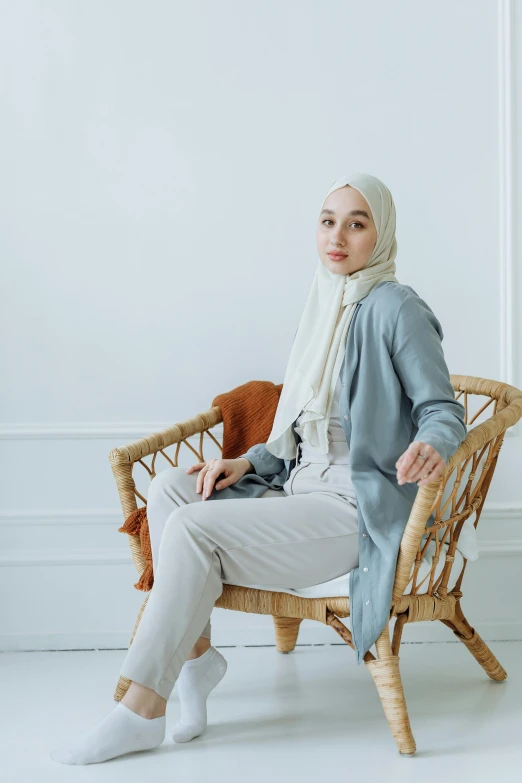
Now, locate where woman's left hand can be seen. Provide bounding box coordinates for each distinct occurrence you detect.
[395,442,446,487]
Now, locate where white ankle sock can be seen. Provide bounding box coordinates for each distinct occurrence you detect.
[171,646,227,743]
[49,702,166,765]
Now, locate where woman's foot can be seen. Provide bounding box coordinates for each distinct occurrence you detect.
[171,646,227,743]
[49,703,166,765]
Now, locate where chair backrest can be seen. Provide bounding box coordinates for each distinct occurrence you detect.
[392,375,522,604]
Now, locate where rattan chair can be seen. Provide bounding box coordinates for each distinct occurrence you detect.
[109,375,522,755]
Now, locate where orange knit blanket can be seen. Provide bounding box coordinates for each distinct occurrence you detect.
[118,380,283,591]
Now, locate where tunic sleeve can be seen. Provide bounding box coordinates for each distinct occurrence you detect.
[236,443,286,478]
[390,295,467,464]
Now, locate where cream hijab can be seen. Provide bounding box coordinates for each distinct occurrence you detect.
[265,173,399,459]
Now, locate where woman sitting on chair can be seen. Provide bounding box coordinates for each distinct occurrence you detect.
[50,173,466,765]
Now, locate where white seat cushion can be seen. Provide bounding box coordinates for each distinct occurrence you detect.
[224,538,465,599]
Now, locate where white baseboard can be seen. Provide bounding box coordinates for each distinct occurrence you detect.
[1,620,521,653]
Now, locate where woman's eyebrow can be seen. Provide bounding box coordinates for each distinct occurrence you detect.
[320,208,371,220]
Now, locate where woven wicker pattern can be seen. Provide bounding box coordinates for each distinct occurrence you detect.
[109,375,522,755]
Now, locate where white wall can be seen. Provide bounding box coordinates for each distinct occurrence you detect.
[2,0,521,651]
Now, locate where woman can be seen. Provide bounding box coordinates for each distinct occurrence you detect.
[50,173,467,764]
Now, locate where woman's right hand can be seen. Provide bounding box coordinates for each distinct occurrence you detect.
[186,457,253,500]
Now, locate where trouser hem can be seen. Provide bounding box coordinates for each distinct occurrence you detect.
[119,666,173,702]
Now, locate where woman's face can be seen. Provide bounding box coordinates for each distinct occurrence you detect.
[316,185,377,275]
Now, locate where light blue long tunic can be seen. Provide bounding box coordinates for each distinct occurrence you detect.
[205,281,467,663]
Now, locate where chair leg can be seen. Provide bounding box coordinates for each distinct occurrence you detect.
[364,625,416,756]
[272,616,302,653]
[441,602,507,682]
[113,594,150,702]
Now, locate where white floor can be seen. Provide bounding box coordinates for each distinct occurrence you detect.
[1,640,522,782]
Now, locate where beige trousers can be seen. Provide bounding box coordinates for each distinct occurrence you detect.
[119,462,359,701]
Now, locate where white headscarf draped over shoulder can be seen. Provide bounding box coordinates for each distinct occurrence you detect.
[265,172,399,459]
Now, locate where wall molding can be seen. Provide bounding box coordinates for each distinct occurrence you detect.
[0,509,123,526]
[1,500,520,527]
[0,422,224,441]
[1,542,522,568]
[498,0,519,438]
[0,548,132,566]
[2,539,522,567]
[0,410,518,440]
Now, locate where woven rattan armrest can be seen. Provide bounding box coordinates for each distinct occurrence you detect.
[108,406,222,519]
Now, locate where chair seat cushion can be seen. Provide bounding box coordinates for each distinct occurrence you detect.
[223,539,465,599]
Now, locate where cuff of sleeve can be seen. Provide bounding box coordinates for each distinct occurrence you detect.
[237,452,258,475]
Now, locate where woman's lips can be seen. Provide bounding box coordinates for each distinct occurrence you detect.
[327,252,348,261]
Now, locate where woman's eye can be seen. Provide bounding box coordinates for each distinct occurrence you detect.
[322,219,363,228]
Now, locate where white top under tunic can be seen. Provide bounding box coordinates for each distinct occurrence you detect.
[284,370,358,506]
